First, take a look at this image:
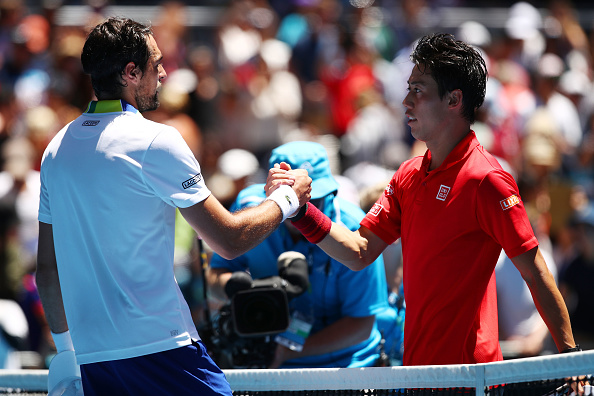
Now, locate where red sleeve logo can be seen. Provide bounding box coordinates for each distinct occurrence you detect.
[500,194,520,211]
[369,203,384,217]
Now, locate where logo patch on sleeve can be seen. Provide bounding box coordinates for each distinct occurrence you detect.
[500,194,520,211]
[369,203,384,217]
[385,184,394,196]
[436,185,451,201]
[182,173,202,189]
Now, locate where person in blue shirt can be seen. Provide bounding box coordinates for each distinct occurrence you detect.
[207,141,402,368]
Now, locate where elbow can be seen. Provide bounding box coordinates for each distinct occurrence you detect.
[212,240,248,260]
[204,229,250,260]
[212,245,241,260]
[345,253,376,272]
[217,250,241,261]
[348,261,369,272]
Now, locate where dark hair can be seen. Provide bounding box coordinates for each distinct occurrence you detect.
[410,33,487,124]
[81,17,153,99]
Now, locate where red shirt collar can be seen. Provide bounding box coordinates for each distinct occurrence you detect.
[421,130,479,174]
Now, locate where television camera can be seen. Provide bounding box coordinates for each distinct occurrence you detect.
[200,252,309,368]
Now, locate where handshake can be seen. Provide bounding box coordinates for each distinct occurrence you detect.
[264,162,312,221]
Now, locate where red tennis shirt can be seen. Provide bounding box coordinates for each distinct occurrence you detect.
[361,131,538,366]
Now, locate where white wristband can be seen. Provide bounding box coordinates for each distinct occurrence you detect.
[266,184,300,222]
[51,330,74,353]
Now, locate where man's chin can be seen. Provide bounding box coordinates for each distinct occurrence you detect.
[138,99,160,113]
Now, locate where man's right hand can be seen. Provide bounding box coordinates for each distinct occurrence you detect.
[288,168,312,208]
[265,162,311,208]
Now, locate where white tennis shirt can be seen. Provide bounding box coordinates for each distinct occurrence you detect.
[39,100,211,364]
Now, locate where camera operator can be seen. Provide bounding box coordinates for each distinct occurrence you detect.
[207,141,400,369]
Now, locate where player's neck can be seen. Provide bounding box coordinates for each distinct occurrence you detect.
[426,127,471,171]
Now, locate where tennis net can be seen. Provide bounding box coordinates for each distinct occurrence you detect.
[1,350,593,395]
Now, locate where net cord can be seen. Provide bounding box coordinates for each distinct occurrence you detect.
[1,350,593,392]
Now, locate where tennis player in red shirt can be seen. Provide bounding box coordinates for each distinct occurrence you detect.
[269,33,579,367]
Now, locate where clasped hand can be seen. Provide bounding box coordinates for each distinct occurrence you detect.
[265,162,312,210]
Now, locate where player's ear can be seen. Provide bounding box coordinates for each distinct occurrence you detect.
[123,62,140,84]
[448,89,462,108]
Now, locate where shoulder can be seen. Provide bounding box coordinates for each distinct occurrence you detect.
[138,117,180,139]
[42,121,73,159]
[140,119,190,152]
[392,155,423,183]
[471,145,507,172]
[107,112,179,138]
[398,155,423,173]
[459,145,516,188]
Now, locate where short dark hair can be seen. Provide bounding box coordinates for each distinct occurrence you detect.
[81,17,153,99]
[410,33,487,124]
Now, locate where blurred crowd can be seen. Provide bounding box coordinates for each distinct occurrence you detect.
[1,0,594,369]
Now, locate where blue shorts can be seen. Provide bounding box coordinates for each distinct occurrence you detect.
[80,340,232,396]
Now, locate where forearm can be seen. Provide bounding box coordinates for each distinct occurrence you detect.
[38,275,67,335]
[36,270,68,334]
[528,276,575,352]
[317,224,374,271]
[291,203,383,271]
[214,201,284,257]
[37,222,68,335]
[514,247,576,351]
[181,197,284,260]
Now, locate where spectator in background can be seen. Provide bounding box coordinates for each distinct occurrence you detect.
[0,136,39,266]
[216,1,303,160]
[47,28,92,123]
[320,22,377,137]
[187,45,222,138]
[503,1,546,72]
[152,0,189,74]
[484,2,542,170]
[544,0,591,64]
[532,52,583,166]
[340,83,406,171]
[277,0,343,84]
[0,136,39,303]
[244,38,302,154]
[207,141,403,368]
[207,148,261,209]
[559,204,594,351]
